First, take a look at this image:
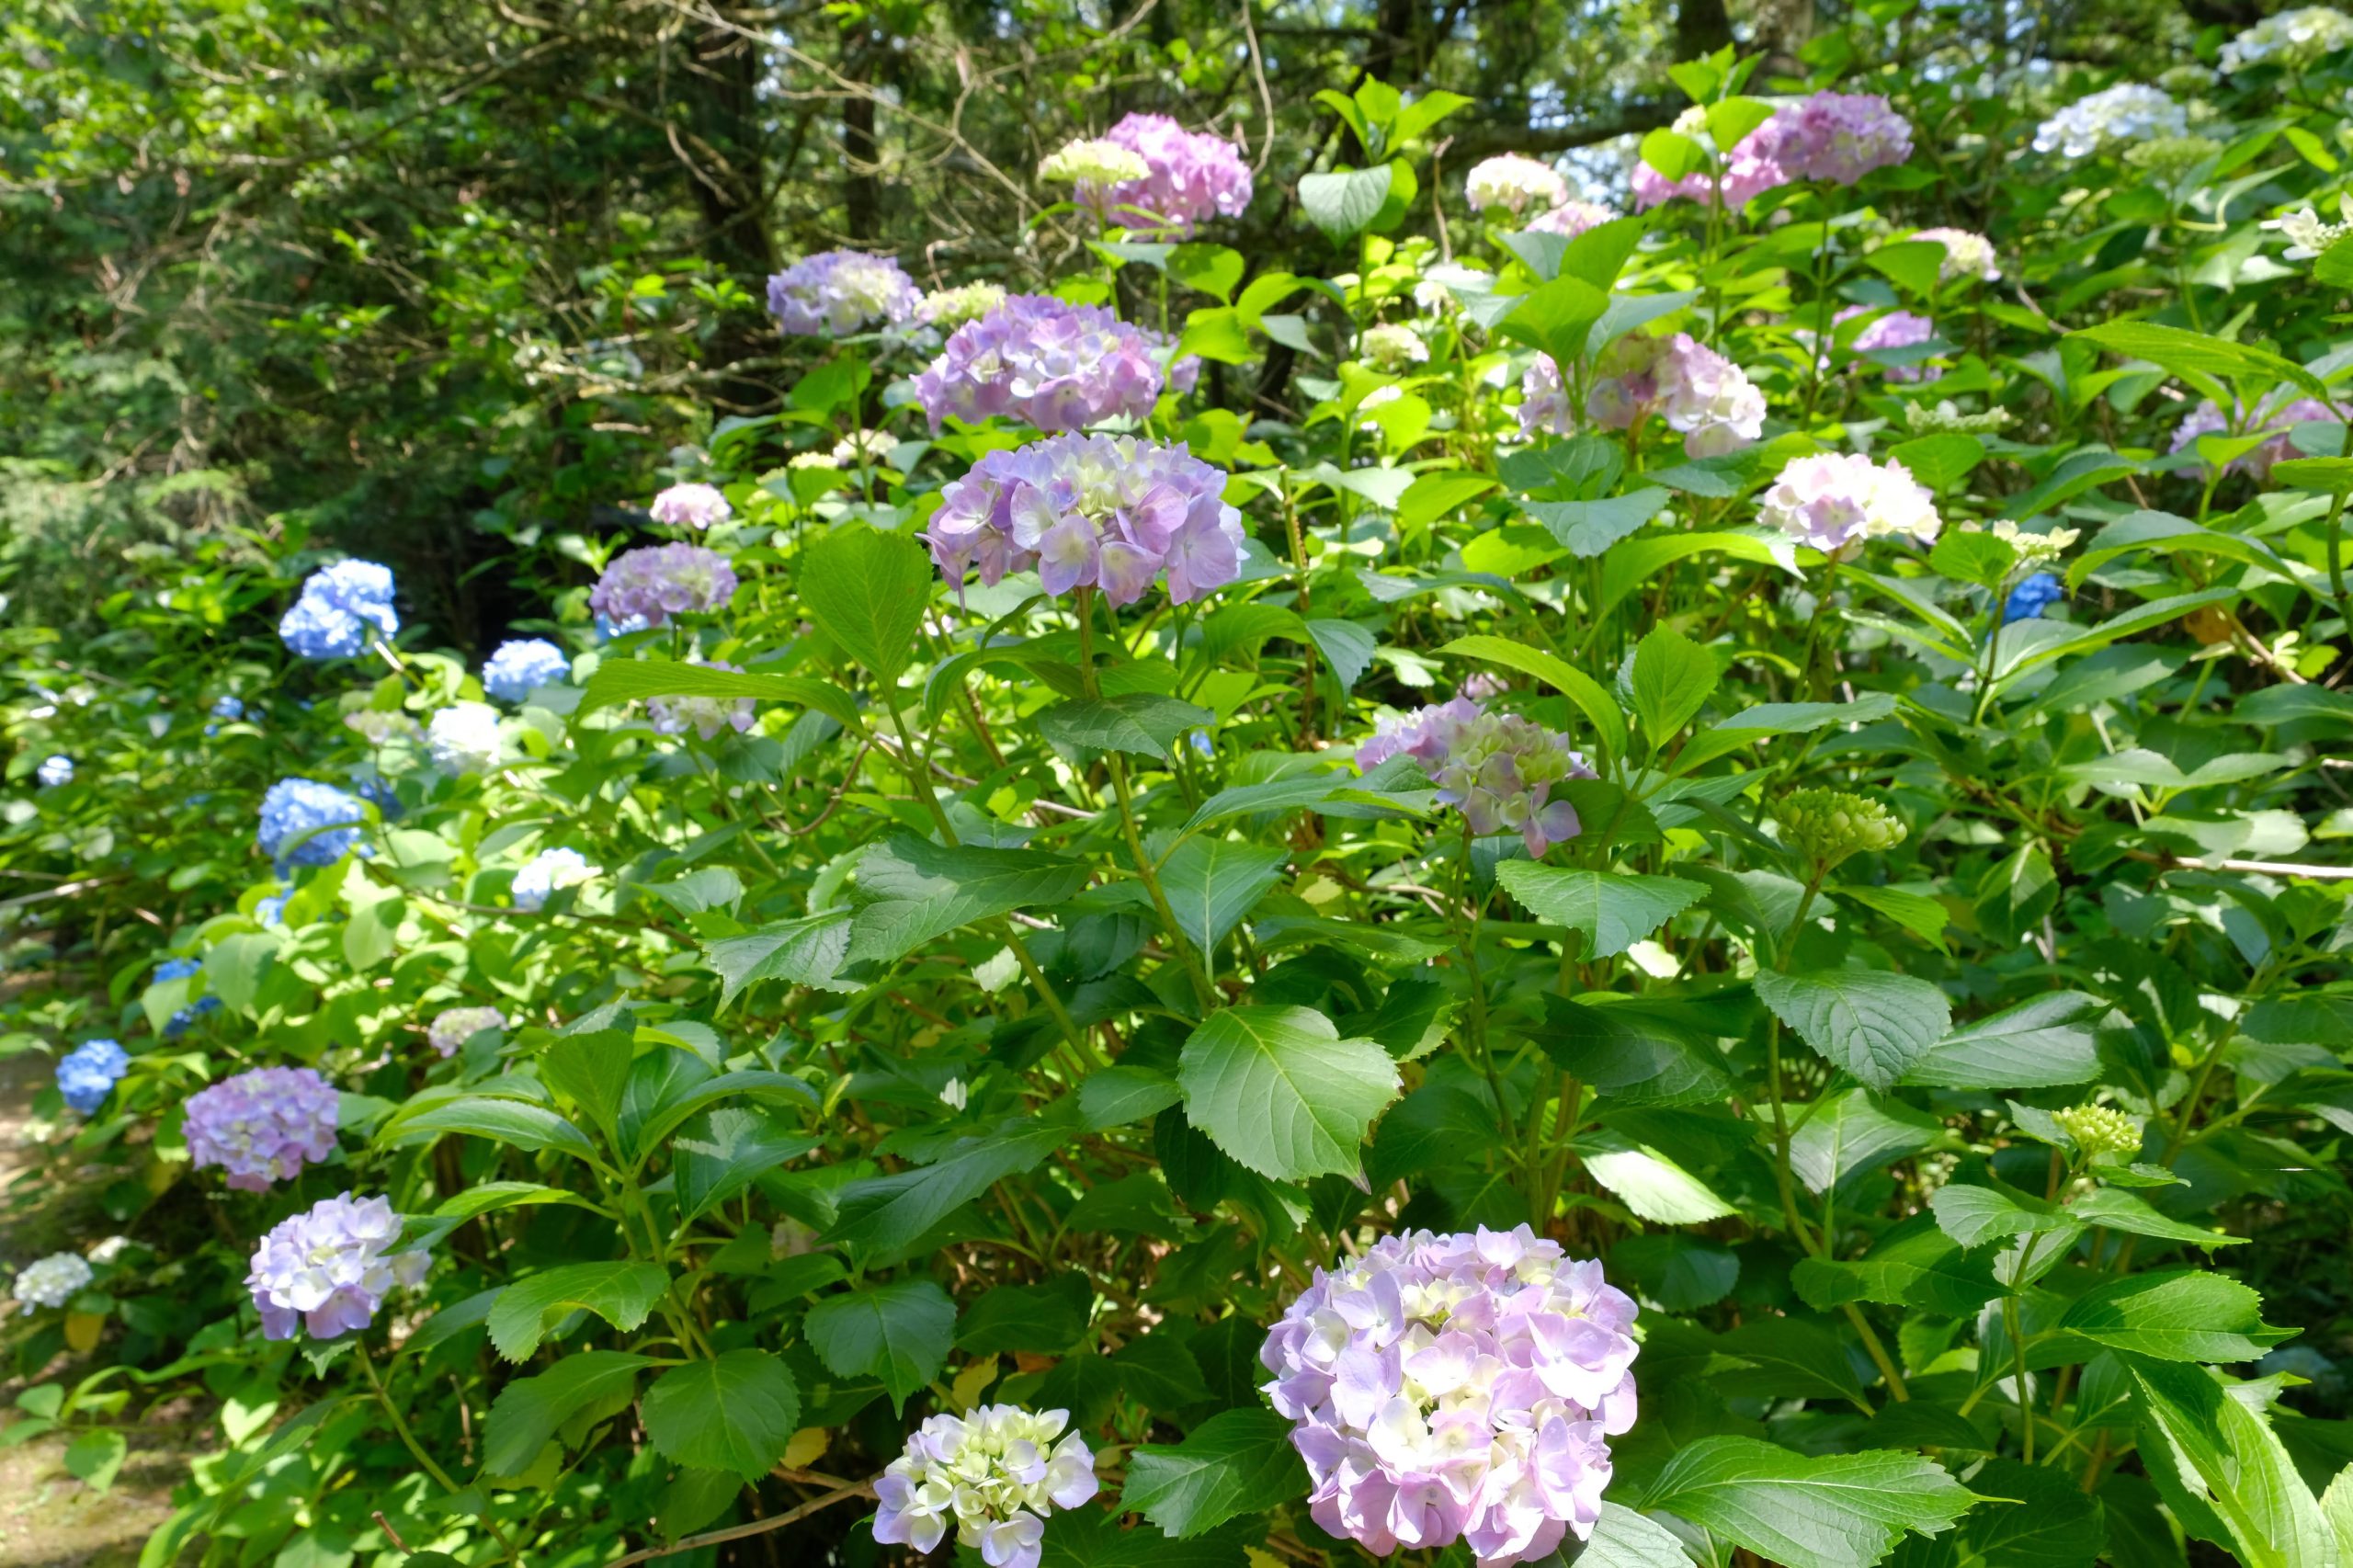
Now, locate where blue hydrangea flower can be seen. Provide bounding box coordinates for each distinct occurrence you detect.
[153,957,222,1038]
[258,778,369,869]
[350,773,403,822]
[280,561,399,660]
[154,957,200,984]
[211,696,244,721]
[57,1040,129,1115]
[35,756,73,789]
[2004,572,2064,623]
[482,639,572,702]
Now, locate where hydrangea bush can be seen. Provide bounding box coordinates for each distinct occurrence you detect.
[6,24,2353,1568]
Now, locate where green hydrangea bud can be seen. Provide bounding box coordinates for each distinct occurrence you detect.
[2054,1103,2142,1163]
[2124,134,2222,185]
[1775,789,1907,870]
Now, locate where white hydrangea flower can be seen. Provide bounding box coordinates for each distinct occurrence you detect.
[2031,84,2188,159]
[1039,138,1151,187]
[513,847,594,913]
[1358,323,1430,370]
[1907,227,2001,281]
[426,702,506,775]
[1464,153,1569,216]
[871,1404,1097,1568]
[2222,6,2353,72]
[2263,195,2353,261]
[14,1253,93,1312]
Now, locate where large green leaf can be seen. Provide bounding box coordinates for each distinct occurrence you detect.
[1437,633,1627,763]
[1120,1407,1307,1538]
[847,833,1090,966]
[1176,1006,1399,1182]
[826,1119,1071,1253]
[2128,1357,2336,1567]
[1755,969,1951,1092]
[803,1279,956,1411]
[797,524,935,685]
[1298,165,1392,244]
[1495,864,1705,959]
[578,659,863,731]
[1036,694,1215,758]
[674,1108,818,1222]
[1522,487,1672,556]
[1158,838,1288,953]
[641,1350,802,1482]
[703,912,856,1005]
[1675,694,1899,773]
[1629,623,1720,748]
[1790,1215,2001,1316]
[480,1350,652,1478]
[1638,1435,1977,1568]
[2059,1270,2291,1362]
[381,1097,601,1165]
[487,1262,673,1361]
[539,1027,632,1145]
[1903,992,2103,1090]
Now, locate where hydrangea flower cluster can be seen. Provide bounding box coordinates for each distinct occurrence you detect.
[2004,573,2065,623]
[1908,227,2001,282]
[1759,452,1941,555]
[35,755,72,789]
[2264,198,2353,261]
[1260,1226,1638,1564]
[2170,396,2335,480]
[1774,788,1907,869]
[588,544,738,630]
[1358,697,1596,858]
[2221,6,2353,72]
[246,1193,428,1340]
[1464,153,1568,216]
[185,1067,339,1191]
[766,251,922,336]
[427,1005,507,1058]
[1040,136,1151,189]
[2055,1102,2143,1161]
[913,295,1165,433]
[13,1253,92,1313]
[1526,199,1618,239]
[649,482,732,530]
[483,638,570,702]
[1633,106,1790,210]
[925,432,1245,606]
[154,956,222,1039]
[279,561,399,660]
[426,702,506,774]
[56,1039,128,1115]
[1773,91,1914,184]
[1572,334,1768,458]
[871,1403,1097,1568]
[1359,323,1430,370]
[919,281,1008,329]
[1086,113,1253,233]
[647,661,757,741]
[211,696,245,722]
[1836,306,1940,382]
[514,847,594,912]
[258,778,369,869]
[2032,85,2188,159]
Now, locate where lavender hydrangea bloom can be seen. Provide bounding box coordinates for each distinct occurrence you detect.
[258,778,369,869]
[1086,113,1254,233]
[588,544,738,630]
[1261,1226,1639,1564]
[871,1403,1097,1568]
[913,295,1165,434]
[2004,573,2065,623]
[646,661,757,741]
[13,1253,93,1313]
[1759,452,1942,555]
[649,482,733,530]
[1525,199,1618,238]
[483,639,571,702]
[766,251,922,336]
[514,847,593,912]
[56,1039,129,1115]
[279,561,399,660]
[1774,91,1915,184]
[1465,153,1569,216]
[1633,108,1790,210]
[427,1006,507,1059]
[245,1192,428,1340]
[1358,697,1596,858]
[35,755,72,789]
[1581,334,1768,457]
[925,433,1245,607]
[1836,305,1941,382]
[2169,396,2335,480]
[186,1067,339,1191]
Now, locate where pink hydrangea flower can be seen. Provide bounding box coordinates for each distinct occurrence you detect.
[2169,395,2335,480]
[1774,91,1915,184]
[1358,696,1596,857]
[1086,113,1254,233]
[912,295,1165,434]
[1836,305,1942,382]
[1760,451,1941,555]
[649,483,732,530]
[185,1067,339,1192]
[1518,354,1574,439]
[1526,199,1619,238]
[1261,1226,1639,1565]
[588,544,737,629]
[766,251,922,336]
[924,433,1245,607]
[1633,111,1791,211]
[1585,334,1768,457]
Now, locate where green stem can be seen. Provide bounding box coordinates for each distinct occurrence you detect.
[360,1341,526,1566]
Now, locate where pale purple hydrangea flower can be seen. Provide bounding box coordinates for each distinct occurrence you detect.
[924,433,1245,607]
[185,1067,339,1192]
[482,639,570,702]
[1773,91,1914,184]
[426,1006,506,1059]
[912,295,1165,434]
[587,544,737,629]
[1633,108,1790,210]
[871,1403,1097,1568]
[1465,154,1569,216]
[649,483,733,530]
[766,251,923,336]
[246,1192,428,1340]
[1358,697,1596,857]
[1525,199,1619,239]
[1581,334,1768,457]
[646,660,757,740]
[1760,452,1942,555]
[1518,356,1574,440]
[2169,396,2335,480]
[1907,228,2001,282]
[1261,1226,1639,1565]
[1086,113,1254,233]
[1836,305,1942,382]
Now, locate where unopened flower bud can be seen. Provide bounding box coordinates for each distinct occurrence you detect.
[2054,1103,2143,1163]
[1775,788,1907,869]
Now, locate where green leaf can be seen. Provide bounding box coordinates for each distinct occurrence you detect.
[433,1182,608,1221]
[956,1275,1093,1355]
[641,1350,802,1482]
[1120,1407,1307,1538]
[480,1350,652,1478]
[577,660,864,732]
[1499,274,1612,371]
[1599,530,1788,619]
[539,1028,632,1144]
[1866,240,1947,301]
[1903,992,2104,1090]
[2128,1357,2335,1567]
[2059,1270,2292,1362]
[703,912,856,1006]
[1888,433,1986,493]
[1949,1458,2109,1567]
[1791,1215,2002,1316]
[1178,767,1361,834]
[674,1108,818,1223]
[1495,865,1704,959]
[1929,530,2018,589]
[847,834,1090,967]
[1674,694,1898,773]
[1579,1131,1735,1223]
[803,1279,956,1412]
[1927,1182,2084,1251]
[1754,970,1952,1093]
[1522,488,1672,556]
[382,1097,601,1165]
[1827,884,1950,954]
[797,524,935,686]
[826,1120,1069,1253]
[1437,633,1627,764]
[2072,1187,2245,1248]
[1158,838,1288,953]
[2074,320,2329,403]
[1531,997,1740,1106]
[204,932,276,1016]
[1167,244,1244,303]
[1304,619,1376,689]
[1078,1066,1184,1130]
[1629,624,1719,749]
[1638,1435,1978,1568]
[487,1262,673,1362]
[63,1429,126,1493]
[1036,694,1215,758]
[1395,472,1499,528]
[1790,1088,1950,1198]
[1176,1006,1400,1182]
[1566,1504,1695,1567]
[1639,128,1705,183]
[1299,165,1392,244]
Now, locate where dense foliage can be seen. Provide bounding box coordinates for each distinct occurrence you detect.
[6,4,2353,1568]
